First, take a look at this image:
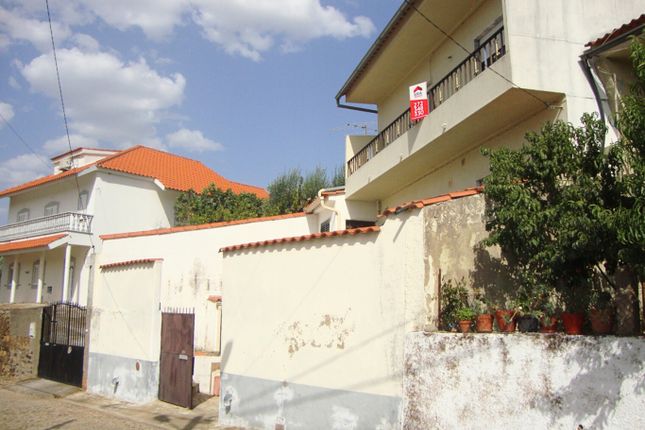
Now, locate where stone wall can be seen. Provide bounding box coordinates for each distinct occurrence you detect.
[404,332,645,429]
[0,304,44,383]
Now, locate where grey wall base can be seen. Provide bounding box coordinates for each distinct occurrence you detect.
[219,373,401,430]
[87,352,159,404]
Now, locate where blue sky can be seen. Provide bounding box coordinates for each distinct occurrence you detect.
[0,0,400,222]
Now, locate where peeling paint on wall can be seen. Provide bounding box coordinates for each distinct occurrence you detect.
[284,310,354,357]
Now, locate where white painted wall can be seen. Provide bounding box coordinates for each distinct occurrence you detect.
[95,214,314,394]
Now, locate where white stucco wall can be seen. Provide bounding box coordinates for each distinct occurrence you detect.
[94,213,314,395]
[404,333,645,429]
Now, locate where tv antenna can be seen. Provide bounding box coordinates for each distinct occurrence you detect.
[331,122,377,135]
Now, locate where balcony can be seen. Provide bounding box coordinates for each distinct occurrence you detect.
[347,27,506,177]
[0,212,93,242]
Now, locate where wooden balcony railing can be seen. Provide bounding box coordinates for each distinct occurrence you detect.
[0,212,93,242]
[347,27,506,176]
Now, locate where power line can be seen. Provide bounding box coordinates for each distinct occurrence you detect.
[403,0,551,109]
[45,0,95,248]
[0,110,52,170]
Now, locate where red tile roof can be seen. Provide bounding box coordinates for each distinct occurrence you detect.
[220,226,380,253]
[586,14,645,48]
[99,258,163,270]
[101,212,306,241]
[380,187,483,217]
[0,145,268,198]
[0,234,67,253]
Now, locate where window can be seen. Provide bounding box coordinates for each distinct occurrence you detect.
[17,208,29,222]
[78,190,89,210]
[345,220,376,229]
[31,260,40,288]
[320,219,331,233]
[475,16,503,69]
[44,201,59,217]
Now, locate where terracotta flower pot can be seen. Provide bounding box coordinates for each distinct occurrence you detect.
[476,314,494,333]
[539,316,558,333]
[561,312,584,335]
[495,310,516,333]
[458,320,472,333]
[589,308,613,335]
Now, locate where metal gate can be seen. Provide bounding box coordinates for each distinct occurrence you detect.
[38,302,87,387]
[159,309,195,408]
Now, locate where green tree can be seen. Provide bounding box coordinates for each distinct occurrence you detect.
[482,36,644,323]
[266,166,342,214]
[174,184,265,226]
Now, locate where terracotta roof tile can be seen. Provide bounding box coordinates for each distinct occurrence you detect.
[101,212,306,241]
[380,187,483,217]
[220,226,380,253]
[0,234,67,253]
[99,258,163,270]
[586,14,645,48]
[0,145,268,198]
[207,295,222,303]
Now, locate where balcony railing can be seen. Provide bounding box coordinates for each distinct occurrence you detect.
[0,212,93,242]
[347,27,506,176]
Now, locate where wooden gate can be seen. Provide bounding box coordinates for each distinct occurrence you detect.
[38,302,87,387]
[159,309,195,408]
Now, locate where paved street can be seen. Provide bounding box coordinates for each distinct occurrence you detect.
[0,379,240,430]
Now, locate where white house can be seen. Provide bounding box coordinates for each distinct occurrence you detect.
[0,145,267,306]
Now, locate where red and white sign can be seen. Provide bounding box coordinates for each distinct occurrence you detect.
[409,82,429,121]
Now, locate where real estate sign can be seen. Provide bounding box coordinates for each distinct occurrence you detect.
[409,82,429,121]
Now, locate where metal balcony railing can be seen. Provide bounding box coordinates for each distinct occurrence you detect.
[347,27,506,176]
[0,212,93,242]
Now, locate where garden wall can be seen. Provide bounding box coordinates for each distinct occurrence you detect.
[404,332,645,429]
[0,304,44,383]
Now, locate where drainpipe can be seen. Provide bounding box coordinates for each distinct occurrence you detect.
[335,97,378,114]
[579,55,606,126]
[318,186,344,231]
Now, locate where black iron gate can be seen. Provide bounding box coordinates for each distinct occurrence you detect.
[159,308,195,408]
[38,302,87,387]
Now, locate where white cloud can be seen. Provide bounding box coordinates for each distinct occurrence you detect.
[165,128,223,152]
[0,6,71,52]
[0,153,51,190]
[190,0,375,61]
[0,102,15,126]
[8,76,21,89]
[43,134,100,155]
[71,33,100,52]
[21,48,185,148]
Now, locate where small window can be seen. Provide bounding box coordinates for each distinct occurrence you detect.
[31,260,40,288]
[17,208,30,222]
[78,190,89,210]
[44,201,59,217]
[320,219,331,233]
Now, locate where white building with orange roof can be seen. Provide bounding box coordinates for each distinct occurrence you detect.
[0,145,267,306]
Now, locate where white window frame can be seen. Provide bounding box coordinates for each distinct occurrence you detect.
[78,190,89,211]
[44,201,60,217]
[17,208,30,222]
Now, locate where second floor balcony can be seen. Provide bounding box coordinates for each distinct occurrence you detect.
[0,212,93,243]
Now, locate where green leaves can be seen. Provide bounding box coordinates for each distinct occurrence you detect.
[174,184,265,226]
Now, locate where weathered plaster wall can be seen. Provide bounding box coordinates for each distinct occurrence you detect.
[0,304,44,382]
[219,209,427,429]
[87,261,162,403]
[423,193,514,327]
[404,332,645,429]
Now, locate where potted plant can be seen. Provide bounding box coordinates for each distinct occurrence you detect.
[588,288,614,335]
[456,307,476,333]
[494,300,518,333]
[536,301,559,333]
[474,298,494,333]
[561,285,588,335]
[439,277,469,332]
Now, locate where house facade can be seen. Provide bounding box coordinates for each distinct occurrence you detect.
[0,146,267,307]
[337,0,645,209]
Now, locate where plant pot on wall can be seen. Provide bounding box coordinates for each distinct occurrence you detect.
[539,316,558,333]
[561,312,584,335]
[458,320,472,333]
[476,314,494,333]
[589,308,613,335]
[516,316,539,333]
[495,310,516,333]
